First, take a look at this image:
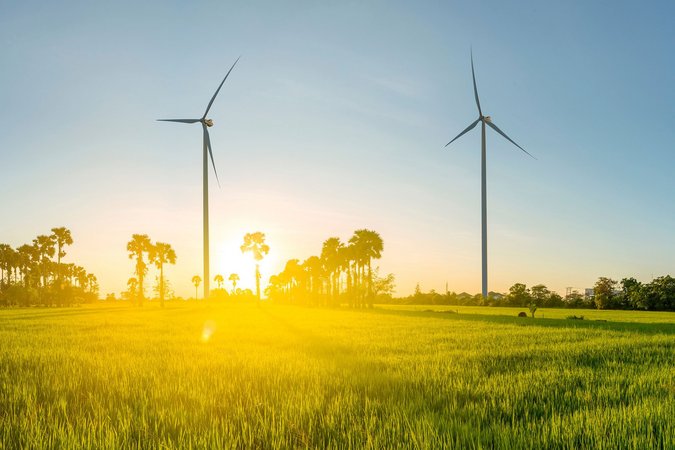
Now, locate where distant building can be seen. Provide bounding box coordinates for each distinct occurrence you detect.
[585,288,594,298]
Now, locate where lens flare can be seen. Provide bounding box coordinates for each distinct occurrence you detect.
[201,320,217,342]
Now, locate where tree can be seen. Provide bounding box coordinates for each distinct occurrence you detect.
[50,227,73,288]
[594,277,617,310]
[127,234,152,306]
[546,291,564,307]
[530,284,550,306]
[86,273,99,300]
[638,276,675,311]
[149,241,176,307]
[214,274,224,289]
[506,283,531,307]
[338,244,356,306]
[281,259,303,302]
[33,234,55,289]
[240,232,270,301]
[192,275,202,300]
[620,277,642,309]
[0,229,96,307]
[528,302,538,318]
[152,276,173,302]
[348,229,383,307]
[321,237,343,305]
[0,244,14,288]
[16,244,36,288]
[126,277,138,301]
[302,255,324,303]
[373,270,396,301]
[228,273,240,293]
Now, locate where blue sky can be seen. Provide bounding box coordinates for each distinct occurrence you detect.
[1,0,673,297]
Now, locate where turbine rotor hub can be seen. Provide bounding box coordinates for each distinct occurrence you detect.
[483,115,492,123]
[204,118,214,127]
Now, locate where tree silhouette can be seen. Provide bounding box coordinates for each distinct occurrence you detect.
[240,232,269,301]
[16,244,35,288]
[282,259,302,302]
[1,229,99,306]
[149,242,176,307]
[339,243,356,307]
[0,244,13,288]
[127,277,138,301]
[33,234,55,290]
[214,274,224,289]
[228,273,239,293]
[127,234,152,306]
[303,256,323,304]
[50,227,72,282]
[349,229,383,307]
[321,237,343,305]
[192,275,202,300]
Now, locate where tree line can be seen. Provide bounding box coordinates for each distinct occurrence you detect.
[0,227,98,306]
[121,232,268,304]
[386,276,675,311]
[266,229,390,308]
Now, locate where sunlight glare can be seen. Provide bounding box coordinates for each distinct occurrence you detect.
[201,320,217,342]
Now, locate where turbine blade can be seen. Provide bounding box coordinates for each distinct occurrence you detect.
[203,124,221,187]
[471,51,482,117]
[445,118,481,147]
[202,56,241,119]
[486,121,536,159]
[157,119,201,123]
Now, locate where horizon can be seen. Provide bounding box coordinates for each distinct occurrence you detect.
[1,1,674,298]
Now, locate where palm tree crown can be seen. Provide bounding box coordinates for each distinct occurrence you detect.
[127,234,152,305]
[240,232,269,301]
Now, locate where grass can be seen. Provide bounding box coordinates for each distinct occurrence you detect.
[0,303,673,449]
[380,304,675,323]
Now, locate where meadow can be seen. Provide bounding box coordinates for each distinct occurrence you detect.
[0,303,673,449]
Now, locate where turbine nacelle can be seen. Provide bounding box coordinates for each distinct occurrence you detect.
[203,119,214,127]
[483,115,492,123]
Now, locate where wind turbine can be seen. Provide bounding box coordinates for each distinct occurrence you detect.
[158,57,240,300]
[445,51,534,300]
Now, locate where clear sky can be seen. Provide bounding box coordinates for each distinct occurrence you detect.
[1,0,673,298]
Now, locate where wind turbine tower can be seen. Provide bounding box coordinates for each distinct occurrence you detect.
[445,51,534,299]
[158,57,240,299]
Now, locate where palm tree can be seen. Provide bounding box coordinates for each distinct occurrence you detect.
[240,232,270,301]
[73,265,87,289]
[282,259,302,302]
[321,237,343,305]
[86,273,98,297]
[33,234,56,289]
[0,244,13,288]
[228,273,239,293]
[265,274,283,300]
[214,274,224,289]
[338,244,356,307]
[192,275,202,300]
[127,234,152,306]
[349,229,383,307]
[149,242,177,307]
[16,244,36,288]
[50,227,72,285]
[303,256,323,303]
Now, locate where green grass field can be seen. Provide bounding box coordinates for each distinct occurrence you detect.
[1,303,673,449]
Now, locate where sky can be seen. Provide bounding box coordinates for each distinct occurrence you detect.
[1,0,673,298]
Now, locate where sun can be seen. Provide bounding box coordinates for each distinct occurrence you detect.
[213,236,280,292]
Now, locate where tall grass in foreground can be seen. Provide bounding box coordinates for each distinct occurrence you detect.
[0,304,673,449]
